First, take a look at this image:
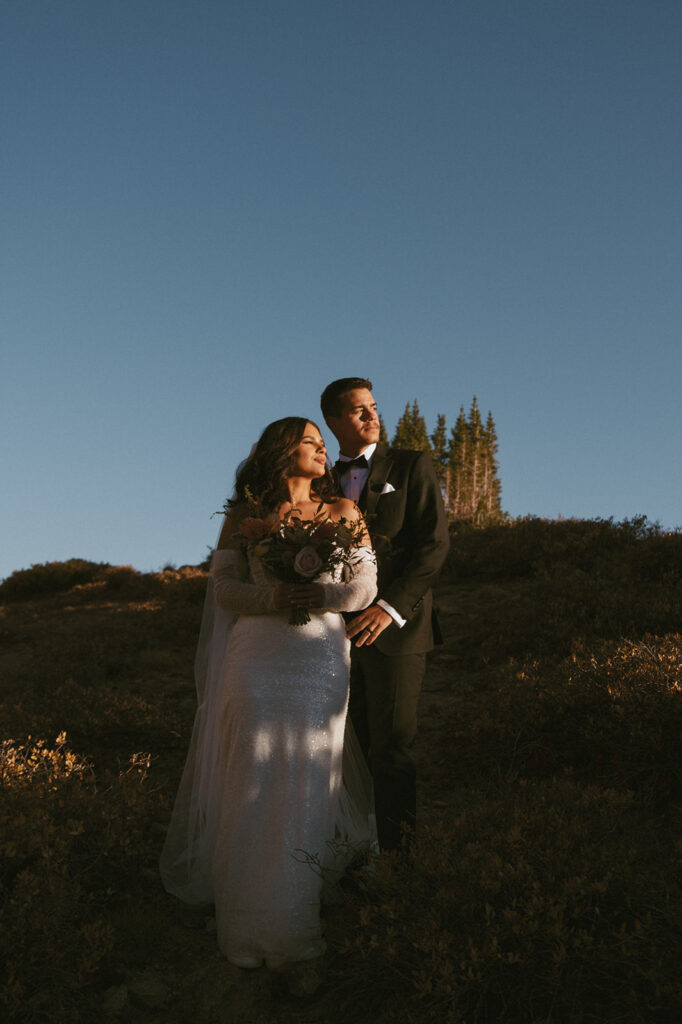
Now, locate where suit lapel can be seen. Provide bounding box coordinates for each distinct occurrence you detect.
[361,444,392,516]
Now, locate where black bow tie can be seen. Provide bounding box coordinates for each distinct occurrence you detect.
[335,455,369,474]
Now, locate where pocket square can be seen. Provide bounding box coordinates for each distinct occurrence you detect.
[380,482,396,495]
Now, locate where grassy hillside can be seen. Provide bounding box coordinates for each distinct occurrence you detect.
[2,518,682,1023]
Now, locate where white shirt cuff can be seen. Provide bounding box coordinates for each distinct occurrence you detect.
[377,598,406,628]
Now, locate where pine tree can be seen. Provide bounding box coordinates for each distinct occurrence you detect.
[429,413,448,485]
[447,398,503,526]
[392,400,431,451]
[392,403,412,448]
[468,396,484,526]
[447,406,470,520]
[481,410,503,524]
[378,413,389,445]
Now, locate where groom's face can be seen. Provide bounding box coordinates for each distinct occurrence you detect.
[327,388,381,456]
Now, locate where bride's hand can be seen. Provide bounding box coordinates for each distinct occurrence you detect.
[274,583,325,610]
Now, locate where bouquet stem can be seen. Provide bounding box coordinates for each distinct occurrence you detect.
[289,605,311,626]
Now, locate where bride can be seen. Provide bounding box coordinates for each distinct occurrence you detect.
[160,417,377,978]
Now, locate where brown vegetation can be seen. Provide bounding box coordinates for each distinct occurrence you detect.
[2,518,682,1022]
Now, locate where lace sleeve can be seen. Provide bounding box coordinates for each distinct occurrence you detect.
[320,546,377,613]
[211,548,278,615]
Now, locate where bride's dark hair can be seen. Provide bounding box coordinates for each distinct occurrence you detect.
[230,417,337,513]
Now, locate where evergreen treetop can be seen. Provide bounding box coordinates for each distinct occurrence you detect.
[392,399,431,451]
[430,413,448,484]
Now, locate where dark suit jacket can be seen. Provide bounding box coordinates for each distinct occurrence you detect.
[355,444,450,656]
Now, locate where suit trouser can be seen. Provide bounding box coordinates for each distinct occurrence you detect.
[349,645,426,852]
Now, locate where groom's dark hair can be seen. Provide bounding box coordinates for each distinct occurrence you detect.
[320,377,373,420]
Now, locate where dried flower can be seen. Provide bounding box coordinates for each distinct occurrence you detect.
[239,517,270,541]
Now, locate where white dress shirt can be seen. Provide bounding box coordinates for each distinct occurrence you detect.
[337,444,406,629]
[336,443,375,503]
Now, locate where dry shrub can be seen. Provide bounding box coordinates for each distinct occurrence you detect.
[0,735,160,1024]
[0,559,112,601]
[436,635,682,800]
[441,519,682,665]
[0,571,206,769]
[0,564,206,1022]
[445,515,681,584]
[0,559,206,603]
[339,780,682,1023]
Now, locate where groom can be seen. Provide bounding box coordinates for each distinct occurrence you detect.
[321,377,450,851]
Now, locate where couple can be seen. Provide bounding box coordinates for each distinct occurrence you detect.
[160,377,449,978]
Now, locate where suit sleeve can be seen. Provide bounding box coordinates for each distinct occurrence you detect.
[378,452,450,621]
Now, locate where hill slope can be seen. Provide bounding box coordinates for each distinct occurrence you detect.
[2,518,682,1023]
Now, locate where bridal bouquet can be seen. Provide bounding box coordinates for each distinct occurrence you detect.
[233,498,367,625]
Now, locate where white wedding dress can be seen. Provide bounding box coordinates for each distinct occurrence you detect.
[160,543,377,968]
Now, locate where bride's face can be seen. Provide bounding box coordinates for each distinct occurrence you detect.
[289,423,327,479]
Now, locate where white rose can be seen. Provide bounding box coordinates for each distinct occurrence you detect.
[293,545,323,578]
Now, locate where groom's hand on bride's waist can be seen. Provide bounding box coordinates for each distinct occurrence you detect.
[346,605,392,646]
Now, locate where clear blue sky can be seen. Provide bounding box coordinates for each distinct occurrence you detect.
[2,0,680,581]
